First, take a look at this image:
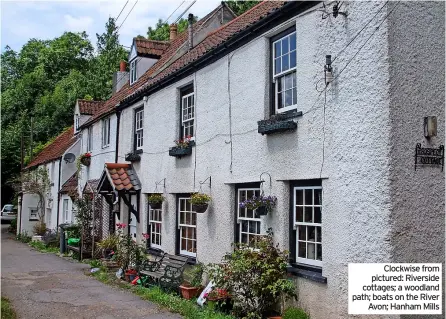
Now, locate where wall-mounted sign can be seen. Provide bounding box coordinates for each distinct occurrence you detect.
[414,144,444,171]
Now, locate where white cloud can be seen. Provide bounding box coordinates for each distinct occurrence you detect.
[64,14,94,32]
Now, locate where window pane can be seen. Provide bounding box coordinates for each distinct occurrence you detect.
[317,245,322,261]
[290,50,296,68]
[307,243,316,260]
[290,33,296,51]
[275,58,281,74]
[282,55,289,71]
[277,92,283,110]
[292,87,297,105]
[298,241,306,258]
[305,189,313,205]
[278,76,283,92]
[314,207,321,224]
[304,207,312,222]
[298,225,306,240]
[285,74,293,90]
[281,38,289,54]
[242,233,248,244]
[316,226,322,242]
[296,206,303,222]
[307,226,316,241]
[314,189,322,205]
[285,89,293,107]
[295,190,303,205]
[242,220,248,232]
[274,41,281,58]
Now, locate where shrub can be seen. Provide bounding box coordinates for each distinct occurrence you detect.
[283,307,310,319]
[33,222,47,236]
[208,230,296,319]
[16,231,31,243]
[89,259,102,268]
[184,263,204,288]
[189,193,211,205]
[97,234,120,251]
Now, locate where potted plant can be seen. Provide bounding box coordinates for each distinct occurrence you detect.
[148,194,165,209]
[280,307,310,319]
[179,263,204,299]
[169,135,194,158]
[239,195,277,216]
[97,234,119,259]
[79,152,92,166]
[189,193,211,213]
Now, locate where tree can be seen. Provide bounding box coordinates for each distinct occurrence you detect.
[147,17,195,41]
[224,0,260,16]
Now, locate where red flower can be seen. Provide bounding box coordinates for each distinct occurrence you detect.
[142,233,150,239]
[116,223,127,229]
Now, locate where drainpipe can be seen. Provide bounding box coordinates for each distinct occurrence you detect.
[56,158,62,233]
[18,193,23,235]
[115,109,121,163]
[188,13,194,50]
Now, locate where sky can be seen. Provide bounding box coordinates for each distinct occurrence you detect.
[1,0,222,52]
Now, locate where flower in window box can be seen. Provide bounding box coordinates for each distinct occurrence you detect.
[174,135,192,149]
[239,195,277,216]
[79,152,92,166]
[189,193,211,213]
[148,194,164,209]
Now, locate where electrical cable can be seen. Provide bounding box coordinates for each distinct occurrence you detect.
[116,0,129,22]
[227,54,234,174]
[332,1,389,63]
[117,0,138,32]
[164,0,186,24]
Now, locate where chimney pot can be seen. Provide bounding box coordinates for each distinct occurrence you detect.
[188,14,194,50]
[170,24,178,41]
[120,60,126,72]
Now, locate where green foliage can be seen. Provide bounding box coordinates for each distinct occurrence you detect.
[283,307,310,319]
[16,231,32,243]
[8,218,17,234]
[184,263,204,288]
[33,222,47,236]
[207,230,296,319]
[147,17,196,41]
[89,259,102,268]
[224,0,260,16]
[148,193,165,203]
[29,240,59,254]
[1,296,17,319]
[189,193,211,205]
[1,18,127,199]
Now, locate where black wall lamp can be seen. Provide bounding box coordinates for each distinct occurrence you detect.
[324,55,334,85]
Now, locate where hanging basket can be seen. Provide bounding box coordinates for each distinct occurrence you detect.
[255,205,268,216]
[149,201,162,210]
[80,157,91,166]
[192,203,208,213]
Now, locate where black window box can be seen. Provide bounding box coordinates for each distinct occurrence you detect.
[169,141,195,158]
[286,265,327,284]
[257,117,297,135]
[125,151,141,162]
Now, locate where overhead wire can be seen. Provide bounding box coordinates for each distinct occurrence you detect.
[116,0,129,22]
[117,0,139,32]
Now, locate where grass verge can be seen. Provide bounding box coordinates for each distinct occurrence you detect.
[90,269,234,319]
[28,241,60,254]
[1,296,17,319]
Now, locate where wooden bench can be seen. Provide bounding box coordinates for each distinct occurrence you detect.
[139,253,189,292]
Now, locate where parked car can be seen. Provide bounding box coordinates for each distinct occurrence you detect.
[1,204,17,223]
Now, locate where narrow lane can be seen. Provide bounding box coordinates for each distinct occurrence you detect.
[1,225,181,319]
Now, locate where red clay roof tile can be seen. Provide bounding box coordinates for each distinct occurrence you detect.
[26,127,75,169]
[59,173,78,194]
[135,38,170,58]
[104,163,141,191]
[78,100,104,115]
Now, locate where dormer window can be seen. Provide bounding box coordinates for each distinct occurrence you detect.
[130,59,138,85]
[75,115,80,131]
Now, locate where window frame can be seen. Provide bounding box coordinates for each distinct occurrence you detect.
[179,85,195,140]
[176,195,197,258]
[29,207,38,221]
[270,27,297,115]
[87,126,93,152]
[134,107,144,151]
[75,115,80,131]
[130,59,138,85]
[234,183,263,247]
[102,117,110,148]
[63,199,69,222]
[148,202,162,250]
[289,180,323,269]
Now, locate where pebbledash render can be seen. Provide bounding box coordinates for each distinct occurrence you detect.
[59,2,443,319]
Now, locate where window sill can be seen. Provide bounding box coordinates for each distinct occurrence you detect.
[134,149,143,154]
[102,145,110,149]
[286,265,327,284]
[276,110,303,119]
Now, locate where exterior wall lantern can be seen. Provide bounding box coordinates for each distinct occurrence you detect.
[424,116,437,138]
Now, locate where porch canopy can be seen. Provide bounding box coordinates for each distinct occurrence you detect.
[97,163,141,222]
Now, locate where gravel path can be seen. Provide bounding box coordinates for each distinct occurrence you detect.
[1,225,181,319]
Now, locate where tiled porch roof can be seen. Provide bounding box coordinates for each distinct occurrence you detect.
[104,163,141,191]
[60,173,78,194]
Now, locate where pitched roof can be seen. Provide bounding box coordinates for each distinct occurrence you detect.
[60,173,78,194]
[78,99,104,115]
[80,1,287,128]
[134,38,170,58]
[26,126,75,169]
[83,178,100,194]
[103,163,141,191]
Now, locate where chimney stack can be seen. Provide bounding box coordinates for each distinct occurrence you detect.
[188,13,194,50]
[120,60,126,72]
[170,24,178,41]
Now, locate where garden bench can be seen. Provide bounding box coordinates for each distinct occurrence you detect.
[139,253,189,292]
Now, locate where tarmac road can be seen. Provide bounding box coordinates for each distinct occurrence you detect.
[1,225,181,319]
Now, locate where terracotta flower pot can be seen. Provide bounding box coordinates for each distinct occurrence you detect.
[192,203,208,213]
[179,284,204,299]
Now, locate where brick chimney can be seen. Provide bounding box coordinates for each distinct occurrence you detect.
[170,24,178,41]
[120,60,126,72]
